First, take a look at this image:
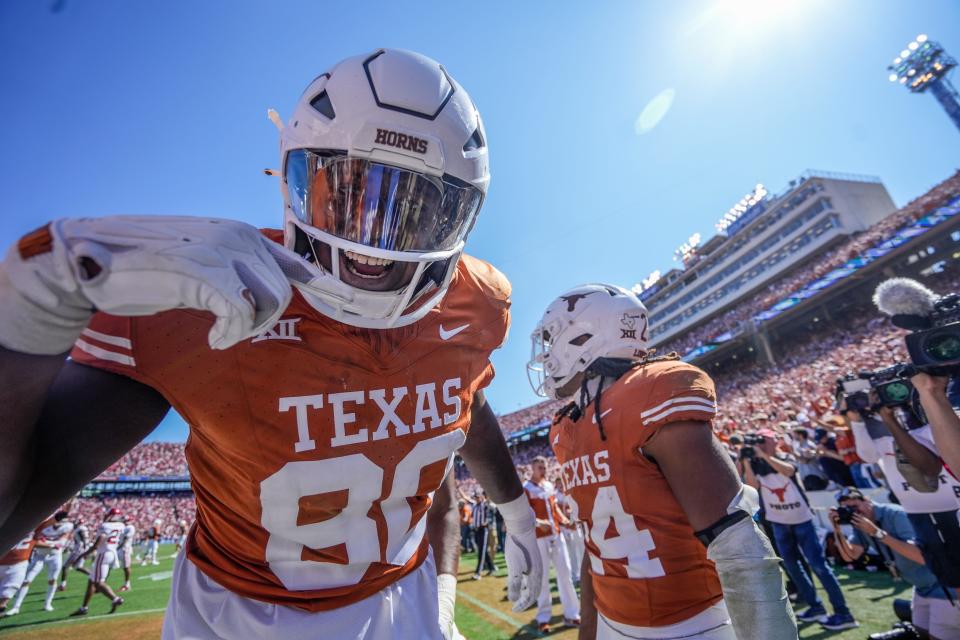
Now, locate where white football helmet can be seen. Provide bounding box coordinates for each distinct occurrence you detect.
[277,48,489,328]
[528,284,650,400]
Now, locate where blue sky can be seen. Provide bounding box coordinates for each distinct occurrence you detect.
[1,1,959,441]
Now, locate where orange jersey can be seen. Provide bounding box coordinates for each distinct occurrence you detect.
[70,241,510,612]
[523,480,565,538]
[0,533,35,565]
[550,359,723,628]
[834,427,860,465]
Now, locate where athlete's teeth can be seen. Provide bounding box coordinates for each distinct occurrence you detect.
[344,251,394,267]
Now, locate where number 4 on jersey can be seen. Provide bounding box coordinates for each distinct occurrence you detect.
[570,485,665,579]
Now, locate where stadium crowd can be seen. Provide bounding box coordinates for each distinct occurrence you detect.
[97,442,188,478]
[655,171,960,358]
[70,496,194,542]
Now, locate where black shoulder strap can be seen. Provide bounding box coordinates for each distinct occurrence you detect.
[790,473,811,507]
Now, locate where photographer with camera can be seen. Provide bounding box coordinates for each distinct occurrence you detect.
[875,277,960,487]
[830,487,960,640]
[845,403,960,596]
[741,429,857,630]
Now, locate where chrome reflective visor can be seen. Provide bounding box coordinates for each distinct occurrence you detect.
[285,150,483,253]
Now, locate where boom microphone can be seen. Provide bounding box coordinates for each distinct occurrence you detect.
[873,278,937,330]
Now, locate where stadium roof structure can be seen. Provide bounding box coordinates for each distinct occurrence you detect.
[684,172,960,367]
[642,170,895,350]
[634,170,884,304]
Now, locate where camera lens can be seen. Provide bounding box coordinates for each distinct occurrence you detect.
[884,382,911,403]
[925,332,960,362]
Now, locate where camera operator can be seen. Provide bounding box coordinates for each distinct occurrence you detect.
[742,429,857,630]
[912,372,960,481]
[873,278,960,488]
[830,487,960,640]
[845,405,960,595]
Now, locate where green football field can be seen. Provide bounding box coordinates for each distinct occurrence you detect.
[0,545,912,638]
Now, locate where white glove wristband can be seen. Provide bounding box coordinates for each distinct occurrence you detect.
[498,494,536,532]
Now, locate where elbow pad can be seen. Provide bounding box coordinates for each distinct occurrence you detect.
[707,515,798,640]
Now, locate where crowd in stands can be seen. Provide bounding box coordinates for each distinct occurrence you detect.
[98,442,188,478]
[496,399,564,435]
[70,495,195,542]
[655,170,960,358]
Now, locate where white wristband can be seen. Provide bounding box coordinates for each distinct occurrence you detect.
[497,494,535,532]
[437,572,457,634]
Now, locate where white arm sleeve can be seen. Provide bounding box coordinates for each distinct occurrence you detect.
[707,516,799,640]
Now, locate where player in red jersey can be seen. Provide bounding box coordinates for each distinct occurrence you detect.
[0,49,541,639]
[528,284,797,640]
[71,508,126,616]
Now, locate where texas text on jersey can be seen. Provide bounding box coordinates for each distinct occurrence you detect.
[550,358,722,628]
[70,243,510,611]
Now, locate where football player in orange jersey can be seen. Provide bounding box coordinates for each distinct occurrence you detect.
[528,284,797,640]
[0,49,542,639]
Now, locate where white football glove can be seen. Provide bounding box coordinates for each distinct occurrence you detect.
[0,216,295,354]
[498,495,542,613]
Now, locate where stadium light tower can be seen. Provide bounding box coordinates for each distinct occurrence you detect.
[888,34,960,133]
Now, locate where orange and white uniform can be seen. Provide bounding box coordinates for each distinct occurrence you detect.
[551,360,733,639]
[71,243,510,639]
[524,479,580,624]
[0,534,35,600]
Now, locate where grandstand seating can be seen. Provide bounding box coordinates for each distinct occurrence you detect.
[655,170,960,358]
[71,495,195,542]
[98,442,188,479]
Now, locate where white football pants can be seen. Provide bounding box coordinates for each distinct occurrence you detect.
[535,534,580,624]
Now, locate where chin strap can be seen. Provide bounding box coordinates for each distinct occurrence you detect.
[581,358,641,441]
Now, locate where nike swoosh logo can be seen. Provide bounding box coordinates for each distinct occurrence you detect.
[552,435,559,445]
[439,324,470,340]
[592,409,613,424]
